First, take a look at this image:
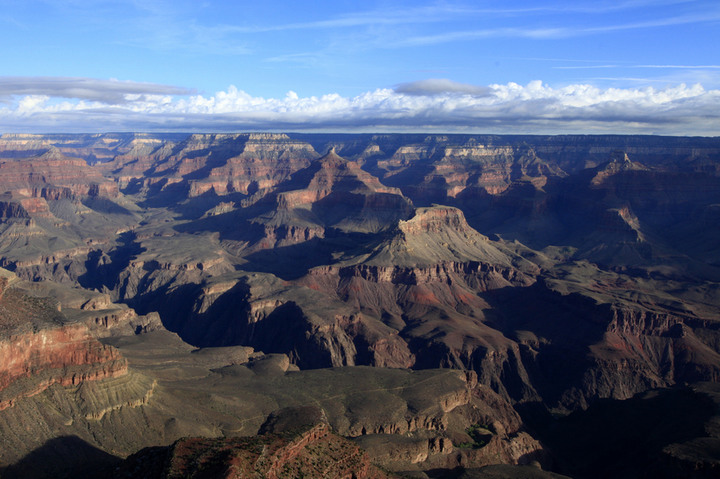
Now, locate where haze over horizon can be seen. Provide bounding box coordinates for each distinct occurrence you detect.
[1,0,718,135]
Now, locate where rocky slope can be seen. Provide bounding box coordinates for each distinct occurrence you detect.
[0,133,719,476]
[55,136,720,409]
[0,269,162,475]
[115,408,392,479]
[0,267,548,478]
[267,148,413,234]
[102,133,317,201]
[0,272,132,412]
[0,147,118,201]
[172,148,414,260]
[0,326,547,477]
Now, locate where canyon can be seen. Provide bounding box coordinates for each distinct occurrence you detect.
[0,132,718,478]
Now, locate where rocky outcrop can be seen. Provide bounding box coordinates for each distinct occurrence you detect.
[0,278,129,412]
[242,149,414,252]
[0,245,95,271]
[280,206,539,384]
[373,137,568,204]
[250,223,327,251]
[278,149,404,204]
[116,421,391,479]
[0,324,128,411]
[0,148,118,200]
[0,194,53,219]
[349,372,547,473]
[589,150,649,186]
[112,374,546,478]
[104,133,318,201]
[187,134,318,198]
[358,206,539,272]
[570,308,720,405]
[0,133,185,164]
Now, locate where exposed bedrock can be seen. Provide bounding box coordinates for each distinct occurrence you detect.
[0,133,719,476]
[105,133,317,200]
[1,134,718,418]
[482,281,720,410]
[0,148,118,201]
[74,203,719,414]
[0,324,128,411]
[0,272,164,417]
[110,370,546,478]
[117,421,393,479]
[112,250,720,415]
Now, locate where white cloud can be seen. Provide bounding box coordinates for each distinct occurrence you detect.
[16,95,50,114]
[0,77,718,136]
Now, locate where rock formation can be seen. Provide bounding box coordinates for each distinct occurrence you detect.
[0,272,130,412]
[0,147,118,200]
[116,407,391,479]
[0,133,718,477]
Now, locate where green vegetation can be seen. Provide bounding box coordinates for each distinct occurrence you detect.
[456,423,493,449]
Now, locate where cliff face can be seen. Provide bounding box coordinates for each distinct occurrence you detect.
[110,371,546,478]
[0,196,52,219]
[367,137,569,206]
[0,324,127,411]
[241,149,414,252]
[0,319,547,478]
[0,133,186,163]
[103,133,318,201]
[0,148,118,201]
[141,202,717,412]
[0,273,155,412]
[0,147,128,278]
[122,206,540,378]
[188,134,319,198]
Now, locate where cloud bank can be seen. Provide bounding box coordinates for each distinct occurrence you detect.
[395,79,492,97]
[0,77,194,104]
[0,77,718,136]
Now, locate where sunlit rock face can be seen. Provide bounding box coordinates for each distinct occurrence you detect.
[0,148,118,200]
[0,274,148,412]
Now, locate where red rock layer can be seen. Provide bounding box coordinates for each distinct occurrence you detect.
[377,139,564,200]
[0,195,53,219]
[0,323,127,410]
[157,423,390,479]
[104,133,317,198]
[0,149,117,200]
[0,279,128,411]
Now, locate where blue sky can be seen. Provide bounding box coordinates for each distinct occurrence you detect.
[0,0,718,134]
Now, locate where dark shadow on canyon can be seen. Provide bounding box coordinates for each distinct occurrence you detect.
[241,230,381,281]
[479,281,610,406]
[78,231,146,293]
[517,385,719,479]
[0,435,120,479]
